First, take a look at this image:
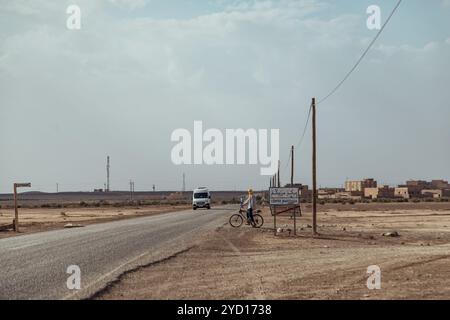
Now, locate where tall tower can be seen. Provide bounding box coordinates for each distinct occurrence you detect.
[106,156,110,192]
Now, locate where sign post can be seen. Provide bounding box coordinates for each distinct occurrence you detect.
[13,183,31,232]
[269,187,301,236]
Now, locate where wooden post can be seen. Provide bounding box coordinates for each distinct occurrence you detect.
[13,184,18,232]
[13,183,31,232]
[312,98,318,235]
[293,207,297,236]
[274,209,277,236]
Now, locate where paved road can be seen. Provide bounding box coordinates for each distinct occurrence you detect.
[0,207,230,299]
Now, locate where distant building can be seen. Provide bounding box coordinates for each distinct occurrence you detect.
[406,180,430,188]
[431,180,450,189]
[334,191,362,200]
[395,186,422,199]
[364,186,395,199]
[406,180,449,190]
[318,188,345,200]
[422,189,450,198]
[345,178,377,192]
[284,184,311,200]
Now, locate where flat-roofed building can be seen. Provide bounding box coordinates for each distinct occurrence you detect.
[345,178,377,192]
[395,185,422,199]
[364,186,395,199]
[431,180,450,189]
[422,189,450,198]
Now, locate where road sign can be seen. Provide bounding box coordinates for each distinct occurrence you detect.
[269,187,300,205]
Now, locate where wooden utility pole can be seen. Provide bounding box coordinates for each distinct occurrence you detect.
[291,145,294,186]
[311,98,318,235]
[13,183,31,232]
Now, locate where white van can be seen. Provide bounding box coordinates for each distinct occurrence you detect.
[192,187,211,210]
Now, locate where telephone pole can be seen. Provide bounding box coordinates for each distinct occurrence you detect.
[312,97,318,235]
[182,173,186,192]
[129,180,135,201]
[106,156,110,192]
[290,145,294,186]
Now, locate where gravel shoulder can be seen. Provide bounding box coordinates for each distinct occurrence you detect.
[0,205,190,239]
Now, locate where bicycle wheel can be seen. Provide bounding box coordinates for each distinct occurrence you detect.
[229,214,244,228]
[253,214,264,228]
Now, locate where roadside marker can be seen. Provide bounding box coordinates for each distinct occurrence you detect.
[13,182,31,232]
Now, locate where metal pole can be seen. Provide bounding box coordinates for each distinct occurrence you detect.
[312,97,318,235]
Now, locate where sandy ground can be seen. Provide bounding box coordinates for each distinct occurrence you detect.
[96,203,450,300]
[0,205,189,239]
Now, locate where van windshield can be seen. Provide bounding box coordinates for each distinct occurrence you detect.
[194,192,208,199]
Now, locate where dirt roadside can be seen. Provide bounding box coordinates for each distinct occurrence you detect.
[96,204,450,300]
[0,205,190,239]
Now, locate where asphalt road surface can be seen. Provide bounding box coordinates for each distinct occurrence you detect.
[0,207,230,299]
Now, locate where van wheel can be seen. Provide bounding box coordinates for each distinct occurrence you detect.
[193,207,197,210]
[207,205,211,209]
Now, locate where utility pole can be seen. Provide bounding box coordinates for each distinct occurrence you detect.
[182,173,186,192]
[277,160,281,187]
[129,180,135,201]
[106,156,110,192]
[291,145,294,186]
[56,183,59,193]
[312,97,318,235]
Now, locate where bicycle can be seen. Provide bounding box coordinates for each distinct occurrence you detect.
[229,206,264,228]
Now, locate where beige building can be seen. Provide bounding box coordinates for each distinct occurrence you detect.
[395,186,422,199]
[345,178,377,192]
[394,187,410,199]
[422,189,450,198]
[364,186,395,199]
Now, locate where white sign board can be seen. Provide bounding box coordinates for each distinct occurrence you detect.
[269,187,300,205]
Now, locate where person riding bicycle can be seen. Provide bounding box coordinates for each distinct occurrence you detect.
[242,188,256,226]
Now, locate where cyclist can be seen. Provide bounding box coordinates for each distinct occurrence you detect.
[242,188,256,226]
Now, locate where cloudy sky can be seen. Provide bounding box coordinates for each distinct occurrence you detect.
[1,0,449,193]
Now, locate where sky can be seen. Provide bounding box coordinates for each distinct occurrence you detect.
[1,0,449,193]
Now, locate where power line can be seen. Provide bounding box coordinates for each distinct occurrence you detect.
[295,101,313,150]
[317,0,402,105]
[278,0,402,183]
